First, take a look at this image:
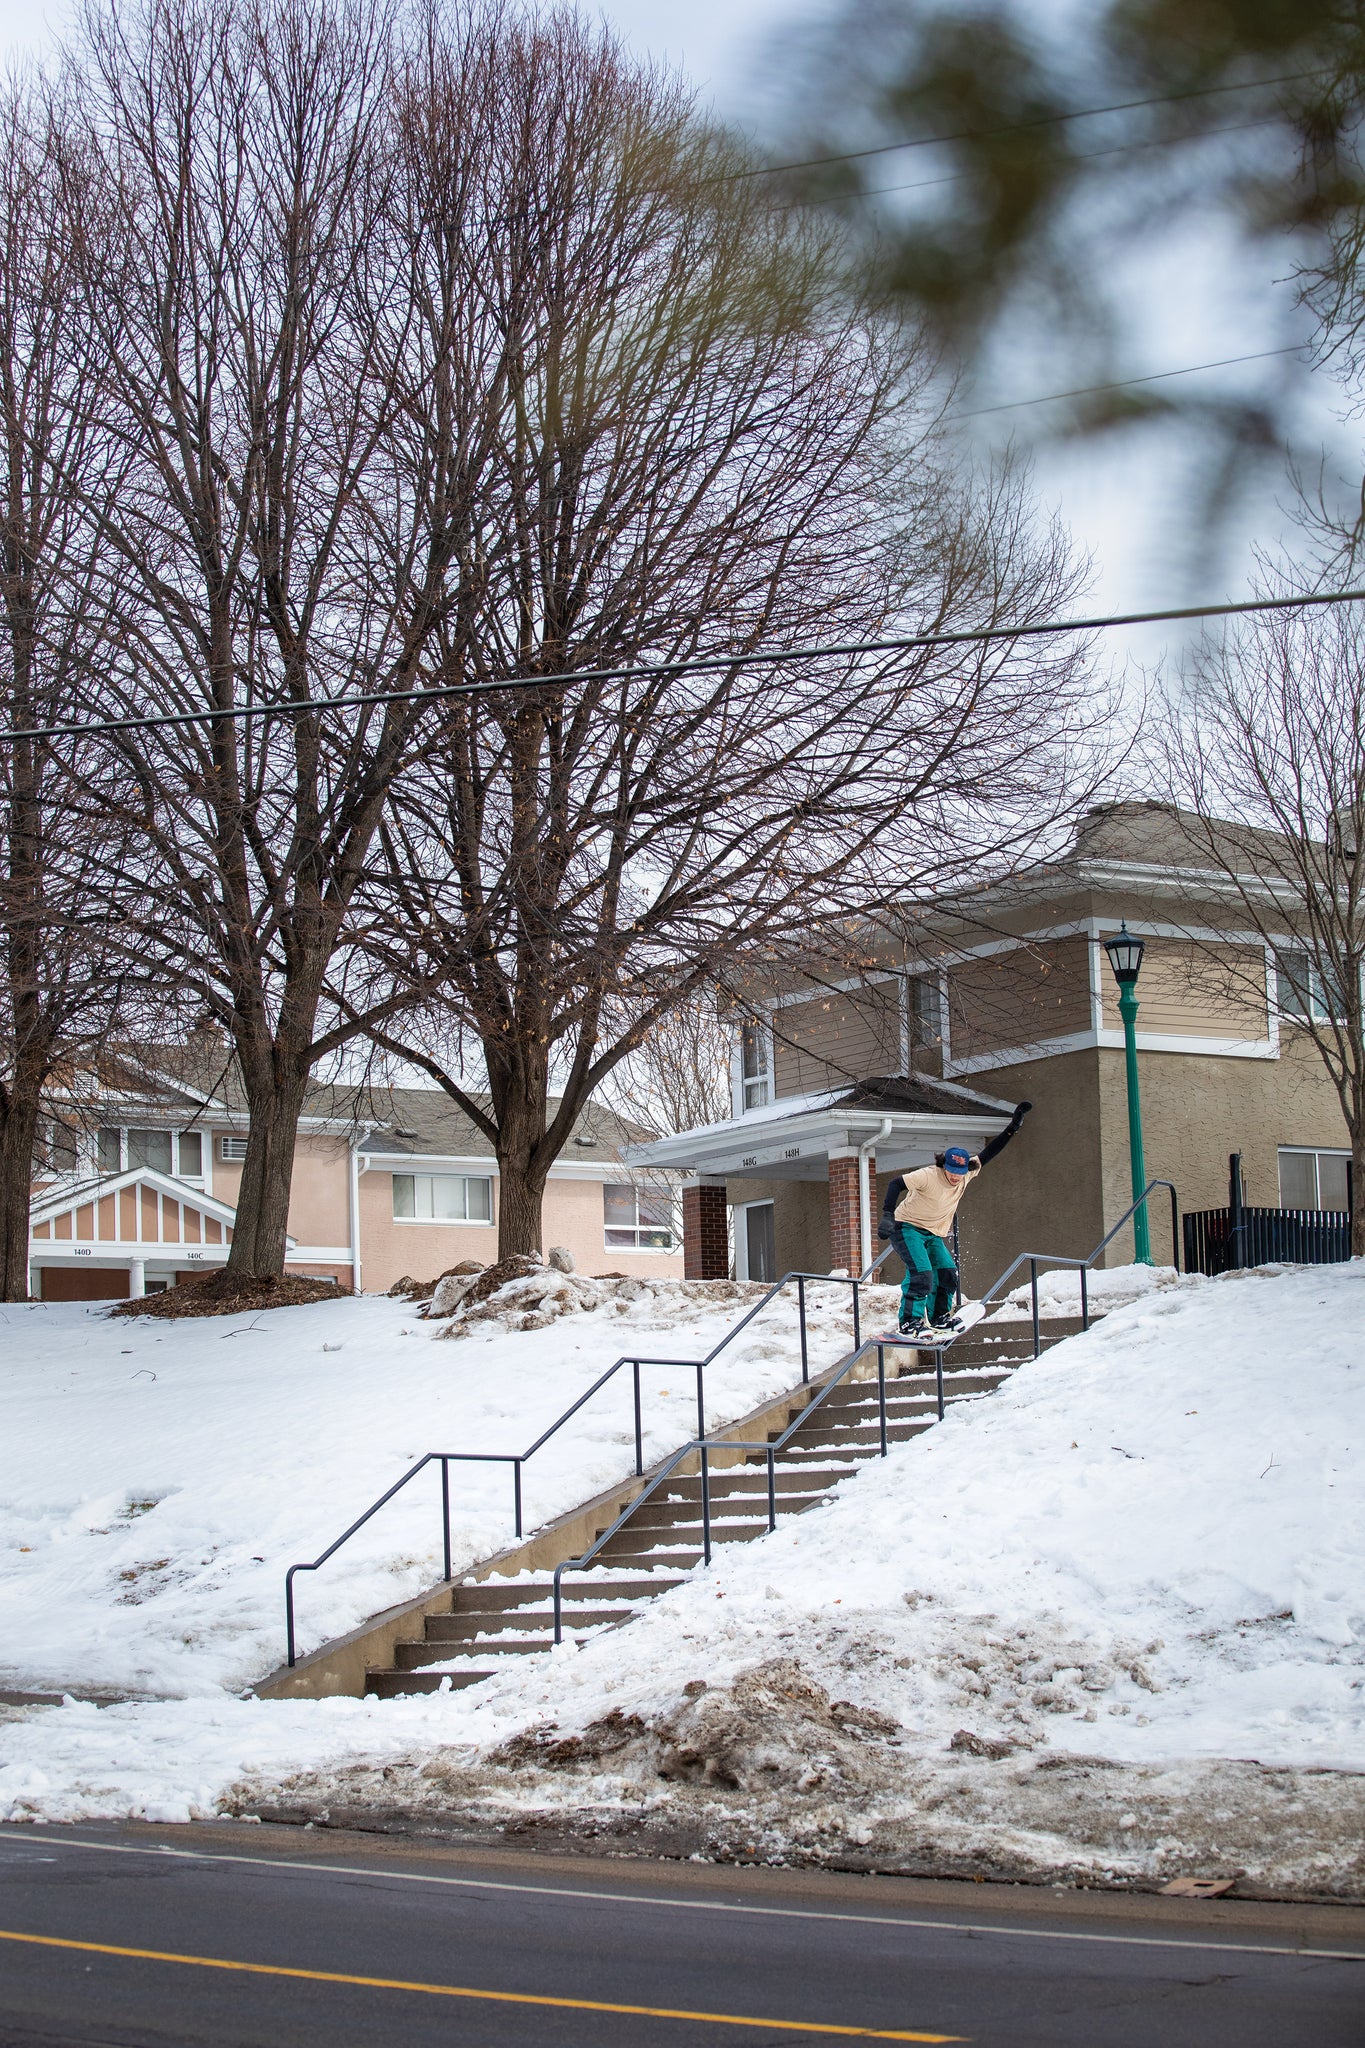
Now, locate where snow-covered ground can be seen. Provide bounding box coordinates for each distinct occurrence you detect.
[2,1260,1362,1893]
[0,1279,881,1697]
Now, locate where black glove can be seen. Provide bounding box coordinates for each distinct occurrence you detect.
[1010,1100,1033,1127]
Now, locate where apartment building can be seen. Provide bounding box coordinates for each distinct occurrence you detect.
[28,1053,680,1299]
[628,803,1352,1292]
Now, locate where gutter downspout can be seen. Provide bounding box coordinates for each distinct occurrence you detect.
[349,1126,373,1295]
[858,1118,895,1277]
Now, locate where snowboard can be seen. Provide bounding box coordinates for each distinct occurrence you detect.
[876,1298,988,1348]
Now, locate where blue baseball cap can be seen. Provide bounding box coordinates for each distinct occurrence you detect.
[942,1146,973,1176]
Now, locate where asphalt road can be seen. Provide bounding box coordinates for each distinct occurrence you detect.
[0,1822,1360,2047]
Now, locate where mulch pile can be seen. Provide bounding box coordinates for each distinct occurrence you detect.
[110,1271,349,1319]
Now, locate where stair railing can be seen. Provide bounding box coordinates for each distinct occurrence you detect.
[282,1247,893,1666]
[551,1176,1182,1637]
[976,1178,1180,1356]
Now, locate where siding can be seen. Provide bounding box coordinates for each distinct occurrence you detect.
[947,938,1092,1061]
[773,982,903,1098]
[1096,938,1268,1040]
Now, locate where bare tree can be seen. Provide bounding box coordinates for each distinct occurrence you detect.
[0,76,134,1299]
[1158,600,1365,1253]
[57,0,468,1278]
[597,997,735,1139]
[351,11,1103,1258]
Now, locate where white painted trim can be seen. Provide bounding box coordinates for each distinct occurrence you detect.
[359,1150,643,1183]
[945,1027,1277,1076]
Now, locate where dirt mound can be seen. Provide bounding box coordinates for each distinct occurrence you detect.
[111,1271,348,1319]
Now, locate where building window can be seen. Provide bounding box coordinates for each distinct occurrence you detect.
[392,1172,494,1223]
[97,1126,206,1181]
[219,1134,250,1162]
[604,1182,675,1251]
[1273,950,1348,1024]
[36,1122,79,1174]
[907,973,943,1047]
[739,1020,772,1110]
[1278,1147,1351,1212]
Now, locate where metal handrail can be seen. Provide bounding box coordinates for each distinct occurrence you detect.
[978,1178,1180,1352]
[550,1176,1183,1637]
[282,1245,894,1664]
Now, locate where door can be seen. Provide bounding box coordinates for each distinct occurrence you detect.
[742,1201,775,1283]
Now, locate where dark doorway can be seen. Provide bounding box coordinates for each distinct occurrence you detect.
[744,1201,775,1283]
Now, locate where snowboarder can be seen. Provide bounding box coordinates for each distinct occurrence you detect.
[878,1102,1032,1339]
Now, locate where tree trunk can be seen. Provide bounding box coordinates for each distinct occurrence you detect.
[492,1073,554,1260]
[225,1057,313,1278]
[0,1090,41,1301]
[1353,1124,1365,1261]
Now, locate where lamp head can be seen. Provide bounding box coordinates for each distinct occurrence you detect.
[1104,922,1145,986]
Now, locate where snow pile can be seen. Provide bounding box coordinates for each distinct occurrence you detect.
[433,1269,779,1339]
[0,1280,881,1697]
[1,1260,1362,1891]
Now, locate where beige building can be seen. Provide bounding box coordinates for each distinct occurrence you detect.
[28,1060,680,1300]
[630,804,1352,1294]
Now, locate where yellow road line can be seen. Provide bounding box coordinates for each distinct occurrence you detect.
[0,1926,963,2040]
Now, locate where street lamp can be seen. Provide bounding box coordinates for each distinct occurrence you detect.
[1103,923,1152,1265]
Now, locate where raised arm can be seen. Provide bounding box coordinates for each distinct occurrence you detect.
[977,1101,1032,1168]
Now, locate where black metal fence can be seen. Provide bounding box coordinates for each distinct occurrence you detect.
[1183,1204,1351,1276]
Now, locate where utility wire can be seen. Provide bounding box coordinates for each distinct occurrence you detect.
[728,68,1327,183]
[949,345,1303,420]
[9,584,1365,745]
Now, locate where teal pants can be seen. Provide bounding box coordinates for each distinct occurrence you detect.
[893,1223,957,1324]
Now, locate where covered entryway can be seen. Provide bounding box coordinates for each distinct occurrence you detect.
[28,1168,243,1299]
[627,1076,1017,1281]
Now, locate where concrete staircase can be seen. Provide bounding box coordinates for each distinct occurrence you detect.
[364,1312,1091,1698]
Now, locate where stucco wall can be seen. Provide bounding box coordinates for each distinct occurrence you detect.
[357,1168,684,1291]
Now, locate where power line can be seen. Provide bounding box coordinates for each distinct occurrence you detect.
[9,584,1365,746]
[839,111,1286,208]
[949,345,1304,421]
[730,68,1326,184]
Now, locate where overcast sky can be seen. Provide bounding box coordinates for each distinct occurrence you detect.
[4,0,1356,677]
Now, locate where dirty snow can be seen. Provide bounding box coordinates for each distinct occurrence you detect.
[1,1260,1362,1894]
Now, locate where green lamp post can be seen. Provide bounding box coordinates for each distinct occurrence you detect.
[1104,923,1152,1265]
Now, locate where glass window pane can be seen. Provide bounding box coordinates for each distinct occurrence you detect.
[1318,1153,1350,1210]
[636,1188,673,1230]
[745,1203,775,1282]
[639,1226,673,1249]
[1274,953,1312,1021]
[128,1129,173,1174]
[1277,1151,1317,1208]
[466,1178,492,1221]
[604,1227,637,1249]
[392,1174,416,1218]
[49,1124,79,1173]
[177,1131,203,1177]
[604,1184,637,1227]
[414,1175,435,1218]
[909,975,942,1046]
[98,1128,122,1172]
[429,1175,462,1219]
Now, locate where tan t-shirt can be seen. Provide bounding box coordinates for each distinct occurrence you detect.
[893,1161,980,1239]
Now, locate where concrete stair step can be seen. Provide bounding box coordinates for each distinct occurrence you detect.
[589,1545,704,1570]
[451,1574,684,1612]
[394,1634,602,1667]
[366,1669,494,1697]
[425,1605,637,1640]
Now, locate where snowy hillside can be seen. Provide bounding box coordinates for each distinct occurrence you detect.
[0,1280,879,1697]
[1,1260,1362,1892]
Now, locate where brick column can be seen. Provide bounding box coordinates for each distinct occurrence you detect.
[682,1177,729,1279]
[828,1150,872,1275]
